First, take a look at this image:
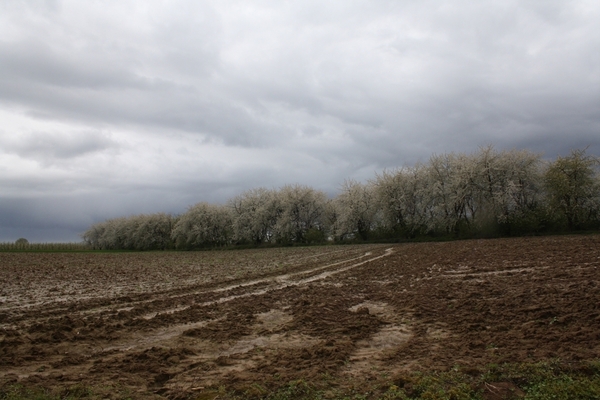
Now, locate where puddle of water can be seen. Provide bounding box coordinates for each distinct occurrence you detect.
[99,320,210,353]
[141,305,190,320]
[255,309,293,331]
[441,266,544,278]
[220,333,319,357]
[344,324,412,376]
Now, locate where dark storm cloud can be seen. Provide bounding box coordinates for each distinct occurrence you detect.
[0,0,599,241]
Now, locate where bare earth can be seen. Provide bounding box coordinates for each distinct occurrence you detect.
[1,236,599,398]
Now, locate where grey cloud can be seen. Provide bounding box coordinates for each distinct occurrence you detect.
[0,41,147,90]
[0,130,117,161]
[0,0,599,241]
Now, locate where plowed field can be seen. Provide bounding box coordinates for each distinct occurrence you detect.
[1,236,599,399]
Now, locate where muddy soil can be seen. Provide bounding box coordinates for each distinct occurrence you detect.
[1,236,599,398]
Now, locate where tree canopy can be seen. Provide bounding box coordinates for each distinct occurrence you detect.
[82,147,600,250]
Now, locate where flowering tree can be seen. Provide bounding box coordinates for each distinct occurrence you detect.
[468,147,543,231]
[82,213,174,250]
[335,180,380,240]
[273,185,328,243]
[229,188,281,244]
[374,164,430,237]
[544,149,600,230]
[424,152,478,233]
[82,147,600,249]
[171,203,232,248]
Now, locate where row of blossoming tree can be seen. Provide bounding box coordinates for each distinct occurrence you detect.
[82,147,600,250]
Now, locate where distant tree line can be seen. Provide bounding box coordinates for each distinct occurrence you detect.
[0,241,90,251]
[82,147,600,250]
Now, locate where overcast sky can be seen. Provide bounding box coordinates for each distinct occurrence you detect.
[1,0,599,242]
